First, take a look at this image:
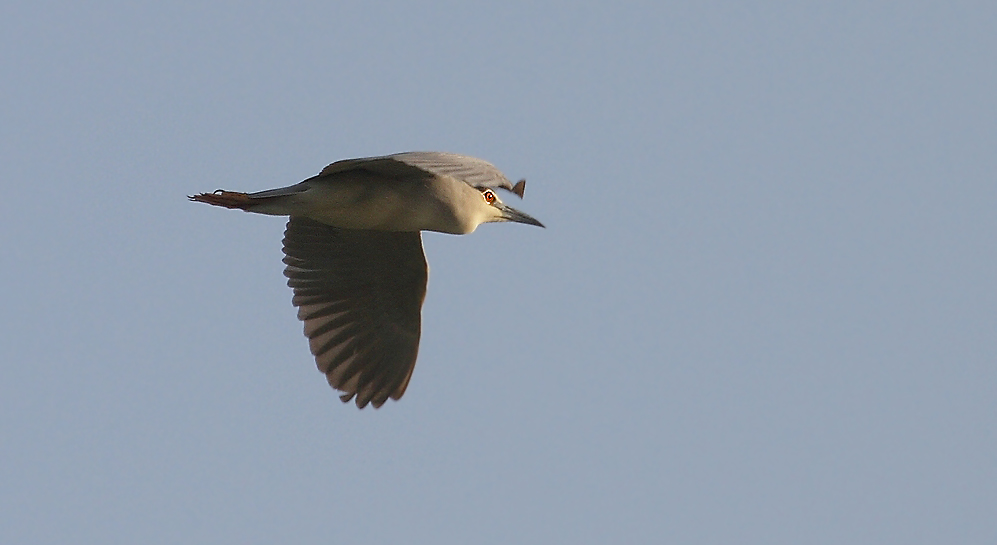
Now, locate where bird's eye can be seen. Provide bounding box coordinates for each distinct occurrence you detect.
[482,190,496,204]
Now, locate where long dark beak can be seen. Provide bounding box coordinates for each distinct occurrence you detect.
[498,203,545,228]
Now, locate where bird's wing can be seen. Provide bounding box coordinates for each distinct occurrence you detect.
[282,217,427,408]
[317,152,526,197]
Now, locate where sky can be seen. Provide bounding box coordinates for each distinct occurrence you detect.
[2,1,995,543]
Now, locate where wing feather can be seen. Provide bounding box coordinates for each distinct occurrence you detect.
[316,151,526,196]
[282,217,427,408]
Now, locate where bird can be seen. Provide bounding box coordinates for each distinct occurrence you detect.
[190,151,544,409]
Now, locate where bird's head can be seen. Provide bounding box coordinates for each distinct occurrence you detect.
[475,186,545,229]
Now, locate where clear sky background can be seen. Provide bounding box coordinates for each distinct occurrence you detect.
[2,2,995,543]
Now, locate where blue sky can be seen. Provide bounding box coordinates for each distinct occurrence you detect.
[2,2,995,543]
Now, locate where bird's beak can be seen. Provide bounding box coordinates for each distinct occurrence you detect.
[498,203,545,228]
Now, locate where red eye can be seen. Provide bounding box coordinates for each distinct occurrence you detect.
[482,190,496,204]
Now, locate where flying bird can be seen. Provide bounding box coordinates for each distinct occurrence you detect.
[191,152,543,408]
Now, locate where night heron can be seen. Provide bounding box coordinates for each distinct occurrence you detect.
[190,151,543,408]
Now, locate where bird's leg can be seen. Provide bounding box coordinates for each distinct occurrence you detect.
[189,190,255,210]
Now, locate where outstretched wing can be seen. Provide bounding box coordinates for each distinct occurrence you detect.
[282,217,428,408]
[317,151,527,197]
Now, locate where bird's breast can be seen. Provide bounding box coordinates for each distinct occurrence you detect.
[298,176,473,234]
